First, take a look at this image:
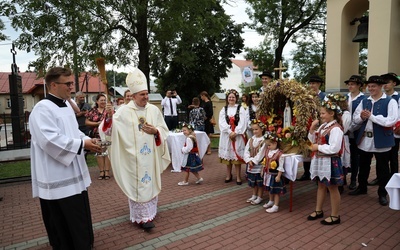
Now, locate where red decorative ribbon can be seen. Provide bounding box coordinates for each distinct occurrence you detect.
[229,116,246,162]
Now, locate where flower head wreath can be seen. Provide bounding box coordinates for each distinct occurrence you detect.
[250,119,266,129]
[321,100,342,115]
[248,90,260,96]
[265,132,282,142]
[181,122,194,131]
[326,93,347,102]
[225,89,239,98]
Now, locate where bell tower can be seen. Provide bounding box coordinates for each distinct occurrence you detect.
[325,0,400,92]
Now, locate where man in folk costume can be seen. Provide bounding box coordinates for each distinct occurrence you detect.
[345,75,366,190]
[349,76,398,206]
[105,68,171,230]
[29,67,102,249]
[259,70,274,93]
[381,72,400,176]
[297,75,326,181]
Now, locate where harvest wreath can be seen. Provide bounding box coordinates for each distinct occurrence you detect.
[257,79,320,156]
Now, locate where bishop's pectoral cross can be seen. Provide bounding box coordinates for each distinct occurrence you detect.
[273,60,287,80]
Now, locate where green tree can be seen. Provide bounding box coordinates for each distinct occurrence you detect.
[106,70,128,88]
[245,0,325,78]
[151,0,244,106]
[1,0,96,91]
[0,19,9,41]
[244,39,275,72]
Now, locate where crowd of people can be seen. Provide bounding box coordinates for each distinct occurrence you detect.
[28,66,400,248]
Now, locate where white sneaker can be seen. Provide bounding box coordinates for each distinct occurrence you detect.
[263,201,274,208]
[195,178,204,184]
[266,205,279,213]
[178,181,189,186]
[246,196,257,203]
[251,197,263,205]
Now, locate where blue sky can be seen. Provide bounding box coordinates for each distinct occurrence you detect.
[0,0,268,72]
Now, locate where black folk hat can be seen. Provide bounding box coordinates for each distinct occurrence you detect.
[365,75,386,85]
[308,75,323,83]
[381,72,400,86]
[344,75,364,85]
[259,71,273,79]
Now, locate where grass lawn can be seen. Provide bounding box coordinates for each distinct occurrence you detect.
[0,138,220,179]
[0,154,98,179]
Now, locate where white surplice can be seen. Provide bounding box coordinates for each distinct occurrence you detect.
[29,100,91,200]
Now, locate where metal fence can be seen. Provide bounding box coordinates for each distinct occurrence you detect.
[0,112,31,151]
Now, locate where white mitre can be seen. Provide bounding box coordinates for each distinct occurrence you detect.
[126,68,148,94]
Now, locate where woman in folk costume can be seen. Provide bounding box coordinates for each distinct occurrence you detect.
[307,100,344,225]
[246,90,260,138]
[104,68,170,230]
[218,89,247,185]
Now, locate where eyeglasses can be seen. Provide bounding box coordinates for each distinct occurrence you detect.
[54,81,74,87]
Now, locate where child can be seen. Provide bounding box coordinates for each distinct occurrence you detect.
[307,100,344,225]
[244,119,267,205]
[263,133,286,213]
[327,93,350,194]
[178,123,204,185]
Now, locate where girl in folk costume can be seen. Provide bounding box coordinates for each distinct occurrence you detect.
[178,123,204,186]
[244,119,267,205]
[263,133,286,213]
[326,93,351,194]
[246,90,260,138]
[218,89,248,185]
[307,100,344,225]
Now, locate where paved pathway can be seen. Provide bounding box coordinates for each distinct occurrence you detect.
[1,150,399,249]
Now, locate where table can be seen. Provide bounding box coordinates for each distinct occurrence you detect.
[167,131,210,172]
[282,154,303,212]
[386,173,400,210]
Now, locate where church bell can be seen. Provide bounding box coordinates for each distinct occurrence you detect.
[351,16,368,43]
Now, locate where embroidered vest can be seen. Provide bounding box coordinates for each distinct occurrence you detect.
[315,123,343,157]
[318,92,326,102]
[225,104,241,126]
[265,149,283,174]
[249,105,257,121]
[249,138,264,158]
[187,135,199,153]
[391,94,400,102]
[356,97,395,148]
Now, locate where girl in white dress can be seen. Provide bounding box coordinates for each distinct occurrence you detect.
[218,89,247,185]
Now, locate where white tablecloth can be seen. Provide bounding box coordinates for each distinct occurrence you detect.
[282,154,303,181]
[167,131,210,172]
[386,173,400,210]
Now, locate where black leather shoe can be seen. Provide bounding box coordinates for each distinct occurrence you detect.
[348,187,367,195]
[379,196,388,206]
[141,221,155,230]
[236,181,242,185]
[348,181,357,190]
[368,178,379,186]
[224,176,232,183]
[296,174,311,181]
[320,215,340,225]
[307,211,324,221]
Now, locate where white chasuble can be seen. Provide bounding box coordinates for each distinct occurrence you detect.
[110,102,170,203]
[29,100,91,200]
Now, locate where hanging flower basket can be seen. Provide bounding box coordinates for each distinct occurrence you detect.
[258,79,320,156]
